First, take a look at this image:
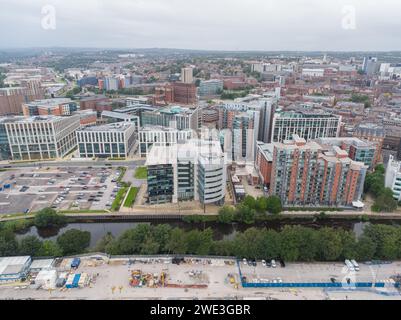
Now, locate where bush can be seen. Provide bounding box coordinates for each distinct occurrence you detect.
[111,187,129,211]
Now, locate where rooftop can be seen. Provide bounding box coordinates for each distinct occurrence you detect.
[25,98,74,107]
[0,256,30,276]
[78,122,135,132]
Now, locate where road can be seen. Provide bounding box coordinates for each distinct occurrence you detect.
[0,159,145,169]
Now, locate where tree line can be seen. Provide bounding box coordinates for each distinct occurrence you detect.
[4,220,401,262]
[95,223,401,262]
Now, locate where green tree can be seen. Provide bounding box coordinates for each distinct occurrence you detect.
[266,196,283,214]
[166,228,188,254]
[36,240,63,257]
[152,224,172,253]
[235,204,256,224]
[34,208,67,228]
[242,196,257,210]
[233,228,264,259]
[18,236,42,256]
[94,232,115,252]
[355,235,376,261]
[0,229,18,256]
[261,230,281,259]
[218,206,236,224]
[372,188,398,213]
[57,229,91,255]
[316,228,343,261]
[255,197,268,213]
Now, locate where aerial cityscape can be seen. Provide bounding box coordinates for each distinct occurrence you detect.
[1,0,401,304]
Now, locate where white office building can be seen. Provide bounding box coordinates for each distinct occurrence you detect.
[146,139,227,205]
[4,115,80,160]
[385,155,401,201]
[139,126,194,157]
[76,122,137,158]
[271,111,341,142]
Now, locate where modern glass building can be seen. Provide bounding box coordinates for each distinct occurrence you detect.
[145,139,227,205]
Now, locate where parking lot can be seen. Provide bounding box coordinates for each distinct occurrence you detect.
[0,166,126,215]
[239,260,401,286]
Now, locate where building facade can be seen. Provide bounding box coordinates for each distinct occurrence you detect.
[22,98,78,117]
[139,126,194,157]
[4,115,80,160]
[76,123,137,158]
[146,139,226,205]
[269,135,367,207]
[271,111,341,142]
[385,155,401,201]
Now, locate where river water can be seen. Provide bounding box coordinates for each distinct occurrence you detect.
[14,218,401,248]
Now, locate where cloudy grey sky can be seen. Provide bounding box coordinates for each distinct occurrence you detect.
[1,0,400,51]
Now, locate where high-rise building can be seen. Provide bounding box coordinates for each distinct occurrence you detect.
[270,135,367,207]
[218,103,260,162]
[385,155,401,201]
[271,110,341,142]
[4,115,80,160]
[145,139,226,205]
[257,98,276,143]
[362,57,379,75]
[181,67,193,84]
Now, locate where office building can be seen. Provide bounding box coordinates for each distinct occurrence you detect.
[139,126,194,157]
[0,118,11,160]
[198,80,223,98]
[146,139,226,205]
[141,105,200,131]
[76,122,137,158]
[4,115,80,160]
[270,135,367,207]
[385,155,401,201]
[22,98,78,117]
[271,111,341,142]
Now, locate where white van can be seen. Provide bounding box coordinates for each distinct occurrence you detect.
[345,259,355,271]
[351,259,360,271]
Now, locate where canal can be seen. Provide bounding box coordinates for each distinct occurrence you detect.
[14,218,401,248]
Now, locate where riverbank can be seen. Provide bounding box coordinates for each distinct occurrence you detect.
[2,209,401,223]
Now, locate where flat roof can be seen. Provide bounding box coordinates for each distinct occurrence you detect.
[78,122,135,132]
[30,259,55,270]
[26,98,73,107]
[0,256,30,276]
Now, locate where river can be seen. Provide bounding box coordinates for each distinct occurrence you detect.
[14,218,401,248]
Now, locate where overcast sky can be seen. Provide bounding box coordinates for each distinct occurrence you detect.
[1,0,400,51]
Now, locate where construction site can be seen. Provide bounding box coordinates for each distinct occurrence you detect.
[0,255,401,300]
